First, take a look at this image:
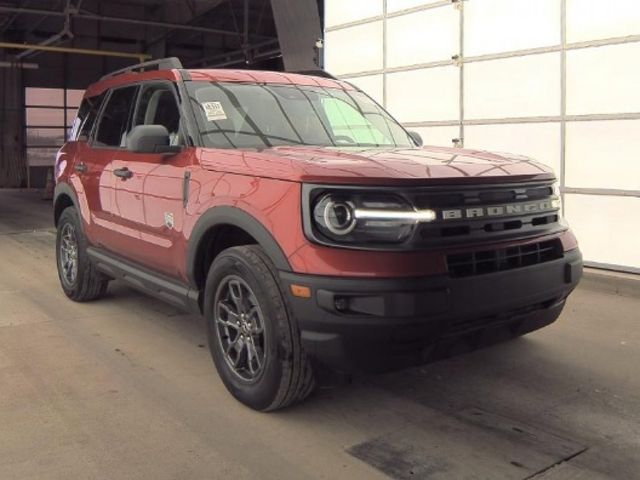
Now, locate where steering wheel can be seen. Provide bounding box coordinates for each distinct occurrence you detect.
[334,135,355,144]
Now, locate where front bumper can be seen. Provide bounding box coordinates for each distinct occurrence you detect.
[280,248,582,373]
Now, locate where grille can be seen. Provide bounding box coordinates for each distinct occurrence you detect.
[410,181,562,246]
[447,239,563,278]
[304,180,564,250]
[413,185,553,209]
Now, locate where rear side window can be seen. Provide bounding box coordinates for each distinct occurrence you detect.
[69,92,105,141]
[94,86,137,147]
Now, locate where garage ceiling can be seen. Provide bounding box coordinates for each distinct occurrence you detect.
[0,0,281,87]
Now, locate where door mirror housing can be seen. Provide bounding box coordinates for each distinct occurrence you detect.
[126,125,182,154]
[408,130,423,147]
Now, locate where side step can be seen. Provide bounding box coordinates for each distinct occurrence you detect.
[87,247,201,314]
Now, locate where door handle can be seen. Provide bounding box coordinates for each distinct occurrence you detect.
[74,162,87,174]
[113,167,133,179]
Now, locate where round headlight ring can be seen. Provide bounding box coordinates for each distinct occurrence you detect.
[323,199,357,235]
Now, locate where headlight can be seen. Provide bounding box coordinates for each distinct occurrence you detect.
[312,192,436,245]
[320,198,357,235]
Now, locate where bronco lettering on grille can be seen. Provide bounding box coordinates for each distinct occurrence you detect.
[441,200,556,221]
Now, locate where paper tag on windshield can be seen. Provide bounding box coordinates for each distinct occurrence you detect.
[202,101,227,121]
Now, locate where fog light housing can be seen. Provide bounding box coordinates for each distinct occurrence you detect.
[334,296,349,312]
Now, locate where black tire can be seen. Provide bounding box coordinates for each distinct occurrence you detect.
[205,245,315,411]
[56,206,109,302]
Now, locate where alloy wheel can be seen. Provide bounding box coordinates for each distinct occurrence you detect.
[214,275,267,381]
[59,223,79,287]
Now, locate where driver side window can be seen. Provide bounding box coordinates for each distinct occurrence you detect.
[132,83,183,146]
[321,98,386,146]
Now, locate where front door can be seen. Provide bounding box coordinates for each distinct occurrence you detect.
[110,82,192,277]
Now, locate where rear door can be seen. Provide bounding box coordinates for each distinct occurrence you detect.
[109,81,192,277]
[66,91,117,247]
[88,85,139,250]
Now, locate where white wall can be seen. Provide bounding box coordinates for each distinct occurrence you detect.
[325,0,640,272]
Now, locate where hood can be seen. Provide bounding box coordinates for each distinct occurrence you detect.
[198,145,555,185]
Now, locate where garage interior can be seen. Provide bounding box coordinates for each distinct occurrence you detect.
[1,1,639,479]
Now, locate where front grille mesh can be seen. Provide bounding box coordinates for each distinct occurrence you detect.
[447,239,563,278]
[413,185,553,210]
[410,181,561,246]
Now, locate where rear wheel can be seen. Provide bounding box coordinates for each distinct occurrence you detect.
[56,206,109,302]
[205,245,315,411]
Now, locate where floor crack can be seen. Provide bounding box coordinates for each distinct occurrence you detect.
[524,447,589,479]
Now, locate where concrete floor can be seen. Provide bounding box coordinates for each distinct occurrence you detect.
[0,189,639,480]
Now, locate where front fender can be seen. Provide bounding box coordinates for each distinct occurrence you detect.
[186,205,292,287]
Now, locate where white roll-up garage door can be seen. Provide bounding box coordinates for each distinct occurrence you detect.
[324,0,640,273]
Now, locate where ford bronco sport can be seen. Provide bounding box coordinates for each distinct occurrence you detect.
[54,58,582,411]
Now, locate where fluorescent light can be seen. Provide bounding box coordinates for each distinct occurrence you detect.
[0,61,39,69]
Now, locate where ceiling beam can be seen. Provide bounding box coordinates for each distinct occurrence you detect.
[186,37,279,67]
[145,0,244,49]
[0,5,246,37]
[0,41,150,62]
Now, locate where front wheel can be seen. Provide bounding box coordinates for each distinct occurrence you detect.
[204,245,315,411]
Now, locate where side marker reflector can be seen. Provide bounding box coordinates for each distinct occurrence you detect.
[290,284,312,298]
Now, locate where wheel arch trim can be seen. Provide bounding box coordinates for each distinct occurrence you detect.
[53,182,80,226]
[186,206,292,288]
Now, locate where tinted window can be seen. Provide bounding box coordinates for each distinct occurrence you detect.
[132,83,182,145]
[186,82,413,149]
[95,86,137,147]
[70,92,105,141]
[322,97,387,145]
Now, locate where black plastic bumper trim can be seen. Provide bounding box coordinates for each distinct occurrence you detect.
[279,248,582,373]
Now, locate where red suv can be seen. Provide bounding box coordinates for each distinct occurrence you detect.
[54,58,582,411]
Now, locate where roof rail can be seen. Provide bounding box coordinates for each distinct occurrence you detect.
[291,70,338,80]
[100,57,183,81]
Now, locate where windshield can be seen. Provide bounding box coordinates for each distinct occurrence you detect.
[186,81,414,149]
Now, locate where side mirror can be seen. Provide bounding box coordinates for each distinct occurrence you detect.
[126,125,182,154]
[408,130,423,147]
